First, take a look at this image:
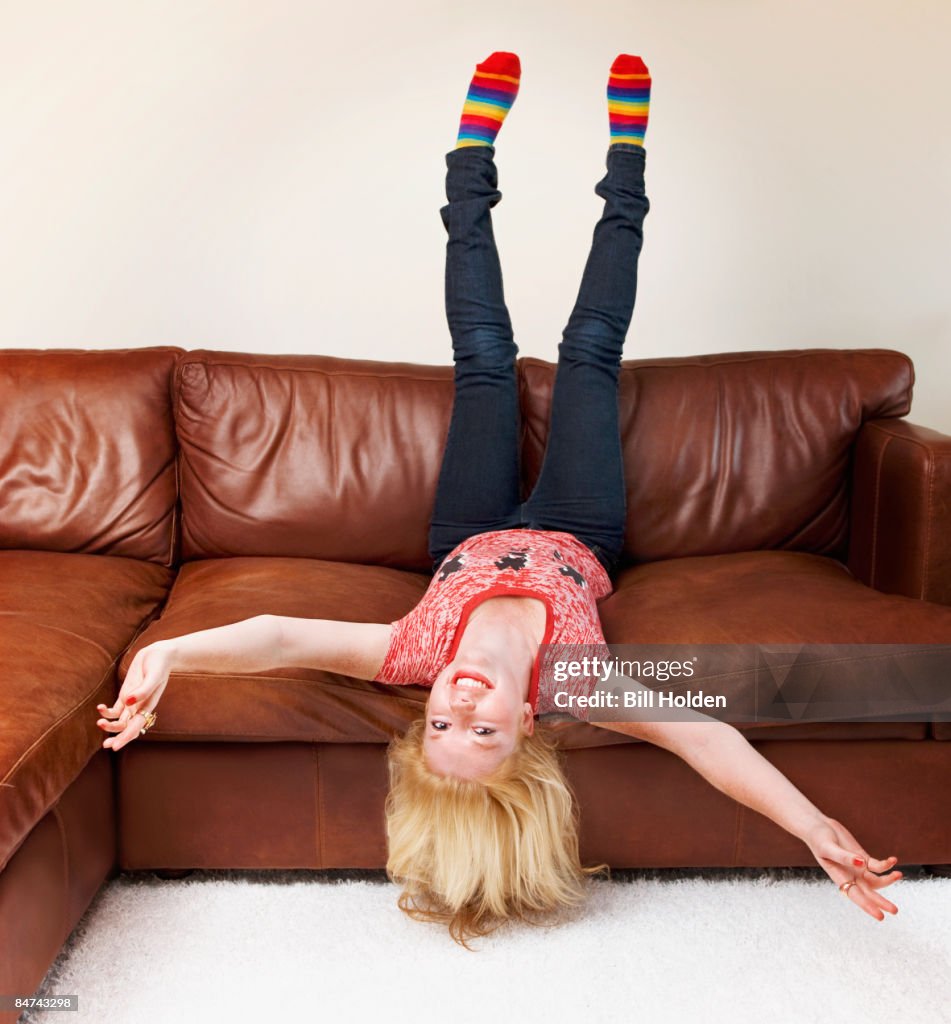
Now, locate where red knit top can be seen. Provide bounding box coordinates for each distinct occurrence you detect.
[372,528,613,718]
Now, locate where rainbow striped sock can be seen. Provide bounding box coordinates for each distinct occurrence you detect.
[608,54,651,147]
[455,51,521,149]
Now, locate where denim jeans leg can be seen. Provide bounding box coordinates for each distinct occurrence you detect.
[521,144,650,572]
[428,145,523,570]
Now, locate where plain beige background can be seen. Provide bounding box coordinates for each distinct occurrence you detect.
[1,0,948,431]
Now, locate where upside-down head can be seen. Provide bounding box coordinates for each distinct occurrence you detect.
[385,717,606,946]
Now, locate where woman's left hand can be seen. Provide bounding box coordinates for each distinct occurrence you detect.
[804,815,902,920]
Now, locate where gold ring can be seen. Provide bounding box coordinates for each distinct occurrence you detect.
[839,880,857,896]
[137,710,157,736]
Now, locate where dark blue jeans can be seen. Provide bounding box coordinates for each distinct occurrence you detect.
[428,142,650,576]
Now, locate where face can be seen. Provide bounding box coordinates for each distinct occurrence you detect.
[423,656,535,780]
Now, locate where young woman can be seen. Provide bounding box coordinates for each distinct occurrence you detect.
[96,52,902,943]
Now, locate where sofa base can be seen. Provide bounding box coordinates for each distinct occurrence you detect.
[117,739,951,870]
[0,753,116,1024]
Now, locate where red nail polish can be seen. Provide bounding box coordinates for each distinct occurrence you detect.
[125,696,136,705]
[853,857,864,867]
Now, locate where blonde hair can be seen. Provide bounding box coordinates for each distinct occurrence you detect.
[385,717,607,946]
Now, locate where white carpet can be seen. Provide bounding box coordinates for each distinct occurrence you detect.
[24,869,951,1024]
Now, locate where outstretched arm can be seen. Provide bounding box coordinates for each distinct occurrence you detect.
[591,679,902,920]
[97,615,392,751]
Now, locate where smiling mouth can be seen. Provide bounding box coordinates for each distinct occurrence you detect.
[450,669,494,690]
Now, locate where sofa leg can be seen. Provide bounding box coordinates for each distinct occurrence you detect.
[152,868,195,879]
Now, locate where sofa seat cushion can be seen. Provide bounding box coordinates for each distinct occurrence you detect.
[600,550,951,642]
[119,552,941,750]
[597,549,951,740]
[121,556,434,744]
[0,551,174,872]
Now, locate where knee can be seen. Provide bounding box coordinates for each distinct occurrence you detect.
[557,330,623,369]
[453,333,517,371]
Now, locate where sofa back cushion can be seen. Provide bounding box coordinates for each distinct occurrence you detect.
[175,351,453,571]
[520,348,913,564]
[0,348,181,566]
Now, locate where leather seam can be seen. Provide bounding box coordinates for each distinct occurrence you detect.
[864,423,951,453]
[329,381,338,492]
[869,426,947,600]
[52,801,71,938]
[870,430,892,590]
[178,359,451,383]
[0,614,112,660]
[528,349,910,367]
[524,348,915,380]
[0,658,117,786]
[922,445,936,601]
[168,451,178,569]
[167,353,182,569]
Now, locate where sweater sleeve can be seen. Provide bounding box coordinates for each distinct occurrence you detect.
[372,610,436,685]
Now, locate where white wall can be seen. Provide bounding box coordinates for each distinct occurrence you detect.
[1,0,948,431]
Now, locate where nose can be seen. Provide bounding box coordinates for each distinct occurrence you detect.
[448,687,476,710]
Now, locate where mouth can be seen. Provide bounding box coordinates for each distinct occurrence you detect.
[450,669,495,691]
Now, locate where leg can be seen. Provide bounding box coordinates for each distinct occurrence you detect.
[428,144,522,569]
[521,142,650,572]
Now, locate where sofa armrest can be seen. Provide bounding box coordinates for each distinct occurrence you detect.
[848,418,951,604]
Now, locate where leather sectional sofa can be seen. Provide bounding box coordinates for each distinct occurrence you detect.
[2,344,949,1013]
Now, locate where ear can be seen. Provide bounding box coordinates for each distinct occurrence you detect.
[521,702,535,736]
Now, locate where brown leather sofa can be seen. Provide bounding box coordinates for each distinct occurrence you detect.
[2,344,950,1012]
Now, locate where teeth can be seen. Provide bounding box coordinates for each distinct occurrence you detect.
[455,677,488,689]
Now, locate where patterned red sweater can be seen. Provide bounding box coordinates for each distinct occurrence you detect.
[373,528,613,718]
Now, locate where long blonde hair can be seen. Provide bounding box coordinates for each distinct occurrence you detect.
[385,717,607,946]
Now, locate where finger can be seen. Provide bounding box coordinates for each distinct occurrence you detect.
[858,882,899,916]
[107,701,157,748]
[102,709,143,751]
[824,820,899,875]
[820,841,870,872]
[823,865,895,921]
[862,868,903,891]
[837,880,886,921]
[97,708,142,733]
[103,695,147,729]
[849,883,894,921]
[98,692,140,717]
[106,706,136,731]
[96,706,124,727]
[103,725,136,751]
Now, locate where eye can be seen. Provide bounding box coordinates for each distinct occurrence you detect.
[430,720,449,730]
[474,727,495,736]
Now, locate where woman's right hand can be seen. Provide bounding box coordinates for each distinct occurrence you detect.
[804,815,902,920]
[96,641,174,752]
